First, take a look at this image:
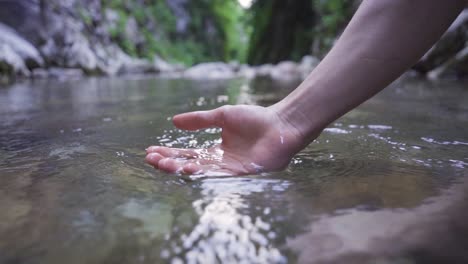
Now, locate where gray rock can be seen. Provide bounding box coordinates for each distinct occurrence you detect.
[0,23,43,69]
[118,58,156,75]
[428,45,468,80]
[64,34,98,73]
[414,9,468,78]
[238,65,256,79]
[271,61,302,81]
[0,43,29,76]
[32,67,84,79]
[153,55,177,73]
[299,55,320,78]
[124,16,144,47]
[254,64,274,78]
[184,62,236,79]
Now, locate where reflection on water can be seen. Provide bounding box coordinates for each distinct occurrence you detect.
[162,178,289,263]
[0,76,467,263]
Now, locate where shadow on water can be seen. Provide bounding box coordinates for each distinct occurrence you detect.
[0,75,467,263]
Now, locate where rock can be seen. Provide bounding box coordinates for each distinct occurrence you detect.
[94,43,126,75]
[0,23,43,69]
[238,65,256,79]
[251,60,306,83]
[124,16,144,47]
[428,45,468,80]
[118,58,156,75]
[414,10,468,78]
[271,61,302,81]
[0,43,29,76]
[184,62,236,79]
[153,55,178,73]
[32,67,84,79]
[65,34,99,73]
[299,55,319,78]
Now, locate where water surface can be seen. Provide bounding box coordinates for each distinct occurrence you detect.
[0,76,467,263]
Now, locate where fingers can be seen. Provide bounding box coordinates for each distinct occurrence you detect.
[161,159,234,176]
[172,107,225,130]
[145,152,164,167]
[146,155,186,173]
[146,152,235,176]
[146,146,199,158]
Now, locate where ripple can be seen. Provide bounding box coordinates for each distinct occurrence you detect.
[421,137,468,146]
[323,128,351,134]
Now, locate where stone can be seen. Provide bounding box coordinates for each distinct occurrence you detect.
[118,58,156,75]
[414,10,468,78]
[65,34,99,73]
[428,45,468,80]
[299,55,319,78]
[271,61,302,81]
[153,55,177,73]
[0,23,43,69]
[0,43,29,76]
[184,62,236,79]
[124,16,144,47]
[32,67,84,79]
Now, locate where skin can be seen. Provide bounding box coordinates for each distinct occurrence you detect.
[146,0,466,176]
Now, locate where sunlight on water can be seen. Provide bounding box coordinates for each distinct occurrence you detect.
[162,178,289,263]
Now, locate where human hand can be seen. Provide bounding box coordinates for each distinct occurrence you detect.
[145,105,308,176]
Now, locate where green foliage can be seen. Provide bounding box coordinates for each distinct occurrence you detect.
[100,0,248,65]
[77,7,93,27]
[311,0,356,55]
[211,0,249,62]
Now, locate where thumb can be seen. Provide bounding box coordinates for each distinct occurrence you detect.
[172,107,224,131]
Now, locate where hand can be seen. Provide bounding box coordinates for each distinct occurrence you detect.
[145,105,308,176]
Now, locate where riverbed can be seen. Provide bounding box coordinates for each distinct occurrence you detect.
[0,75,467,263]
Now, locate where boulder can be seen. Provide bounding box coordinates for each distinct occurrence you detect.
[118,58,156,75]
[0,43,29,76]
[32,67,84,79]
[428,45,468,80]
[184,62,236,79]
[153,55,179,73]
[0,23,43,69]
[124,16,144,47]
[414,10,468,79]
[271,61,302,81]
[299,55,320,78]
[65,34,99,73]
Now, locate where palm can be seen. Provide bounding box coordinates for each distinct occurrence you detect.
[146,105,303,176]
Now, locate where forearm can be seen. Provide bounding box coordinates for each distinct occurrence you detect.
[273,0,464,141]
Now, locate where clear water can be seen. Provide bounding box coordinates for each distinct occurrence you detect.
[0,76,467,263]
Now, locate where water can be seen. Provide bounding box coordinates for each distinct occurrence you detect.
[0,75,467,263]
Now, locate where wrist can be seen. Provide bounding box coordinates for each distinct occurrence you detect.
[269,100,326,144]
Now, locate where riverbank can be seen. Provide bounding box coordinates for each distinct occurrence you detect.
[0,1,467,83]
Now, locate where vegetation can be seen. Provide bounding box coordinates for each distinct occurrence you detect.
[101,0,248,65]
[98,0,357,65]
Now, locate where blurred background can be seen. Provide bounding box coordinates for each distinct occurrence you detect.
[0,0,466,82]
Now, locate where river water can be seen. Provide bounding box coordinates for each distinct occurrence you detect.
[0,75,467,263]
